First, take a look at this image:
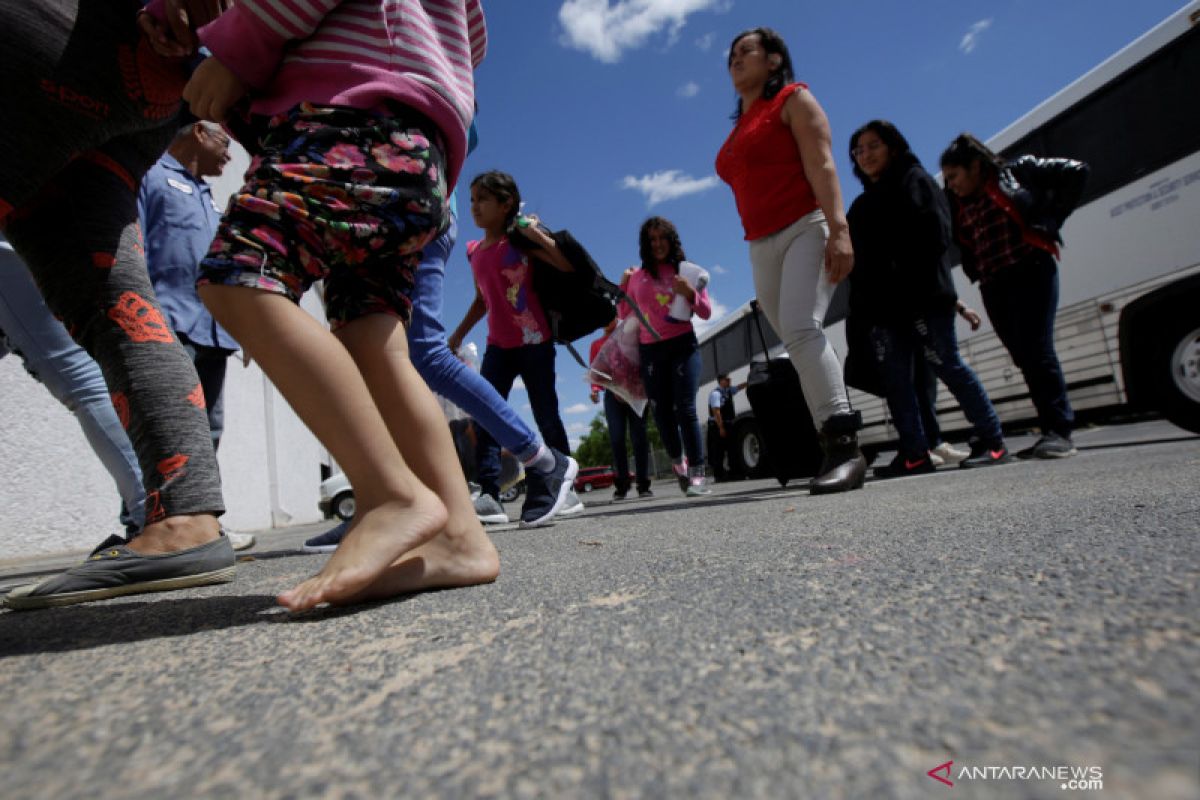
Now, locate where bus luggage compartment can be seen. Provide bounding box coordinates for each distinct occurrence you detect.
[745,355,823,486]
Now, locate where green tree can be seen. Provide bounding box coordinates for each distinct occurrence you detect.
[573,414,611,467]
[572,402,665,467]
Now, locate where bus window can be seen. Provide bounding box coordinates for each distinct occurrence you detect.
[1003,26,1200,205]
[715,319,751,375]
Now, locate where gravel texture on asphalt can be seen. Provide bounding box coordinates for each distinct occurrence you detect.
[1,424,1197,799]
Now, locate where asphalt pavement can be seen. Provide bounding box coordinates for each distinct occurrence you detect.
[1,420,1197,799]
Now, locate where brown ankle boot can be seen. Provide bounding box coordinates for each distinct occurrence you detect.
[810,412,867,494]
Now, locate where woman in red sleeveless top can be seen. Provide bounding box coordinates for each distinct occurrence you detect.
[715,27,865,494]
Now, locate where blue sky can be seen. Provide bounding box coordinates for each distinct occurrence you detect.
[451,0,1188,449]
[233,0,1185,450]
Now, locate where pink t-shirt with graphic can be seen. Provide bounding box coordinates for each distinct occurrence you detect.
[468,237,552,348]
[621,263,712,345]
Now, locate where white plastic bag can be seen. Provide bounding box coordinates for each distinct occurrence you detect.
[586,316,647,416]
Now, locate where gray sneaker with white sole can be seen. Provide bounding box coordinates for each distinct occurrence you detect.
[474,493,509,525]
[4,534,236,611]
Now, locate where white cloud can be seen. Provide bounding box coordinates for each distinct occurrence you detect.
[621,170,721,207]
[693,296,730,337]
[511,377,526,393]
[564,402,591,414]
[558,0,728,63]
[711,263,728,275]
[521,403,532,411]
[695,32,715,51]
[959,18,992,54]
[677,81,701,98]
[568,422,590,434]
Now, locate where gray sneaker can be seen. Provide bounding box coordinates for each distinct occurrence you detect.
[556,490,585,516]
[518,450,579,529]
[3,534,236,611]
[1027,433,1077,459]
[474,493,508,525]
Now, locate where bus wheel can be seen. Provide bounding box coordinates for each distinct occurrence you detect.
[1154,317,1200,434]
[731,419,766,478]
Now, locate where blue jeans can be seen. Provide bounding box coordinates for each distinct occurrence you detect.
[604,389,649,488]
[640,332,704,466]
[913,356,942,448]
[475,341,568,498]
[871,309,1003,458]
[980,256,1074,437]
[0,242,146,529]
[406,217,542,470]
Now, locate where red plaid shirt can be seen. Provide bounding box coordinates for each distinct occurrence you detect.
[954,188,1035,284]
[955,179,1059,284]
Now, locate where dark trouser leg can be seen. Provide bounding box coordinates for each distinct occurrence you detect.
[870,322,928,458]
[5,142,224,524]
[604,389,630,483]
[916,311,1004,445]
[671,343,705,467]
[914,355,942,448]
[707,423,727,480]
[641,347,682,461]
[520,342,570,455]
[981,259,1074,437]
[628,403,650,488]
[476,345,518,499]
[182,339,230,453]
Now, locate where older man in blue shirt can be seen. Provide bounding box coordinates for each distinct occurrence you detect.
[137,121,239,452]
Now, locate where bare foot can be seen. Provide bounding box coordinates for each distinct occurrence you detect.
[278,490,448,611]
[330,518,500,606]
[127,513,221,554]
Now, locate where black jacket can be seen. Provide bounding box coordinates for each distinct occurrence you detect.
[948,155,1090,283]
[847,154,957,324]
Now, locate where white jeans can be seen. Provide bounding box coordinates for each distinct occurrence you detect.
[749,210,851,426]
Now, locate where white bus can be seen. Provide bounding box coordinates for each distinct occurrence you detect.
[696,3,1200,477]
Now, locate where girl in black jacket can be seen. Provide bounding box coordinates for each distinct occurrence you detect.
[941,133,1089,460]
[847,121,1008,476]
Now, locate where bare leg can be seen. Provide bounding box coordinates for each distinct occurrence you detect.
[129,514,221,553]
[331,314,499,603]
[198,285,447,610]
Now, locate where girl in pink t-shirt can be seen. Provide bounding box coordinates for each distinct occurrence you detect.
[448,171,579,508]
[620,216,713,497]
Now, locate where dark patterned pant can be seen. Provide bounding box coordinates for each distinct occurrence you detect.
[0,0,225,522]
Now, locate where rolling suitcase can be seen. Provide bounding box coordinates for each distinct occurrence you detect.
[744,300,823,486]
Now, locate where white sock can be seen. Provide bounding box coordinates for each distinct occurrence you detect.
[524,445,557,474]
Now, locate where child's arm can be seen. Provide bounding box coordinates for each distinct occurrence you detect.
[448,284,487,354]
[182,0,348,120]
[514,219,574,273]
[138,0,204,58]
[672,274,713,320]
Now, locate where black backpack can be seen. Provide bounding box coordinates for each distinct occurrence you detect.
[509,226,659,366]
